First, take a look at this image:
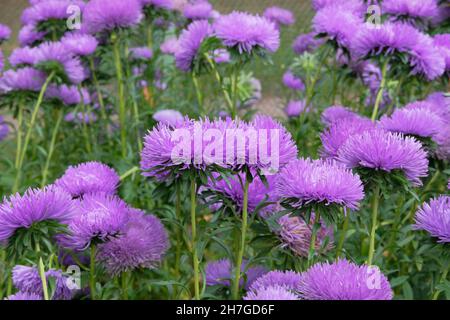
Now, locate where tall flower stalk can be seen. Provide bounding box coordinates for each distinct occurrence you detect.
[371,59,389,121]
[190,177,200,300]
[367,186,380,265]
[41,108,63,187]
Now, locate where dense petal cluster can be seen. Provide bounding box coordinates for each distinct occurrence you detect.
[205,259,267,289]
[248,270,302,292]
[383,0,439,24]
[284,100,307,118]
[46,84,91,106]
[153,109,184,127]
[160,37,179,55]
[298,259,393,300]
[434,34,450,72]
[9,46,37,67]
[183,1,213,20]
[321,105,362,127]
[130,47,153,61]
[276,158,364,210]
[21,0,85,25]
[263,6,295,27]
[292,32,323,55]
[244,286,299,300]
[61,33,98,57]
[0,67,46,93]
[414,196,450,243]
[5,292,42,300]
[18,24,46,47]
[0,24,11,42]
[282,71,304,91]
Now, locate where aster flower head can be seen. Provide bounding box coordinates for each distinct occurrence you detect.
[248,270,302,293]
[5,292,42,300]
[283,71,304,91]
[205,259,267,289]
[244,286,299,300]
[83,0,142,34]
[21,0,85,26]
[64,111,98,125]
[55,161,120,199]
[97,208,169,275]
[276,158,365,212]
[130,47,153,61]
[284,100,307,118]
[414,196,450,243]
[292,32,323,55]
[0,186,74,243]
[312,0,366,14]
[211,49,230,64]
[18,24,46,47]
[298,259,393,300]
[383,0,439,26]
[140,0,173,10]
[337,129,429,186]
[153,109,184,127]
[9,47,38,68]
[0,24,11,43]
[183,1,213,20]
[0,116,9,142]
[0,67,46,94]
[277,214,334,257]
[64,193,129,250]
[321,105,362,127]
[434,34,450,72]
[404,99,450,121]
[61,33,98,57]
[160,37,179,55]
[45,84,91,106]
[175,20,212,72]
[213,11,280,54]
[263,7,295,27]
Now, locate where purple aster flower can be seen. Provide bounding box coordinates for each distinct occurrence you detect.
[0,24,11,43]
[82,0,143,34]
[160,37,179,55]
[321,105,366,127]
[405,99,449,121]
[18,24,46,47]
[63,193,129,250]
[248,270,302,293]
[211,49,230,64]
[46,84,91,106]
[276,214,334,257]
[320,117,376,159]
[298,259,393,300]
[282,71,305,91]
[5,292,42,300]
[21,0,85,26]
[33,41,86,84]
[337,130,429,186]
[284,100,307,118]
[130,47,153,60]
[244,286,299,300]
[183,1,213,20]
[9,47,37,67]
[205,259,267,289]
[263,6,295,27]
[55,161,120,199]
[153,109,184,127]
[0,116,9,142]
[12,265,73,300]
[383,0,439,25]
[276,158,364,211]
[352,22,445,80]
[292,32,323,55]
[140,0,173,10]
[0,186,75,243]
[312,0,365,13]
[97,208,169,275]
[0,67,46,94]
[64,111,98,125]
[414,196,450,243]
[175,20,212,72]
[434,34,450,72]
[61,33,98,57]
[213,11,280,54]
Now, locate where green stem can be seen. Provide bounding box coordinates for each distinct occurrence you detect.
[371,59,389,122]
[15,101,23,169]
[36,243,49,300]
[90,244,96,300]
[175,183,182,277]
[231,179,250,300]
[121,271,129,300]
[78,85,92,154]
[367,186,380,265]
[204,54,234,116]
[335,212,350,260]
[432,268,449,300]
[88,57,108,123]
[41,109,63,187]
[190,178,200,300]
[307,211,321,267]
[192,73,203,114]
[120,166,139,181]
[13,71,55,193]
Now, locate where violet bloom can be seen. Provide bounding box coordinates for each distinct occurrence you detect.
[284,100,307,118]
[312,0,365,13]
[211,49,230,64]
[5,292,42,300]
[282,71,305,91]
[55,161,120,199]
[244,286,299,300]
[263,6,295,27]
[0,115,9,142]
[0,67,46,94]
[383,0,439,25]
[130,47,153,60]
[64,193,129,250]
[153,109,184,127]
[321,105,366,127]
[434,34,450,72]
[9,47,37,67]
[64,111,98,125]
[140,0,173,10]
[0,24,11,43]
[292,32,323,55]
[33,42,86,84]
[61,33,98,57]
[0,186,75,243]
[277,214,334,257]
[183,1,213,20]
[248,270,302,293]
[160,37,179,55]
[46,84,91,106]
[337,130,429,186]
[414,196,450,243]
[18,24,46,47]
[83,0,142,34]
[298,259,393,300]
[0,50,3,73]
[213,11,280,54]
[352,22,445,80]
[276,158,365,211]
[175,20,212,72]
[205,259,267,289]
[21,0,85,26]
[97,208,169,275]
[12,265,73,300]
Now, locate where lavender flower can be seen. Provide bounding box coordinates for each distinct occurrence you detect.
[298,259,393,300]
[64,111,98,125]
[175,20,212,72]
[0,67,46,94]
[130,47,153,60]
[153,109,184,127]
[18,24,46,47]
[312,0,365,13]
[284,100,308,118]
[213,11,280,54]
[5,292,42,300]
[61,33,99,57]
[434,34,450,72]
[292,32,323,55]
[97,208,169,275]
[183,1,213,20]
[46,84,91,106]
[276,158,365,211]
[211,49,230,64]
[282,71,304,91]
[83,0,143,34]
[244,286,299,300]
[248,270,302,293]
[383,0,439,25]
[160,37,179,55]
[0,24,11,43]
[321,105,362,127]
[21,0,85,26]
[0,50,3,73]
[414,196,450,243]
[55,161,120,199]
[0,116,9,142]
[140,0,173,10]
[205,259,267,289]
[9,47,37,67]
[337,130,429,186]
[263,7,295,27]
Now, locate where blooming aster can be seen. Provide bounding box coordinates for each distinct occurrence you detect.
[298,259,393,300]
[0,186,75,243]
[337,129,429,186]
[248,270,302,293]
[321,105,362,127]
[46,84,91,106]
[18,24,46,47]
[276,158,365,211]
[64,111,98,125]
[312,0,366,14]
[55,161,120,198]
[5,292,42,300]
[183,1,213,20]
[292,32,323,55]
[414,196,450,243]
[434,34,450,72]
[263,6,295,27]
[383,0,439,26]
[9,47,37,67]
[153,109,184,127]
[213,11,280,54]
[140,0,173,10]
[21,0,85,26]
[83,0,142,34]
[205,259,267,289]
[97,208,169,275]
[130,47,153,60]
[0,115,9,142]
[175,20,212,72]
[284,100,307,118]
[244,286,299,300]
[0,67,46,94]
[61,33,99,57]
[282,71,304,91]
[160,37,179,55]
[0,24,11,43]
